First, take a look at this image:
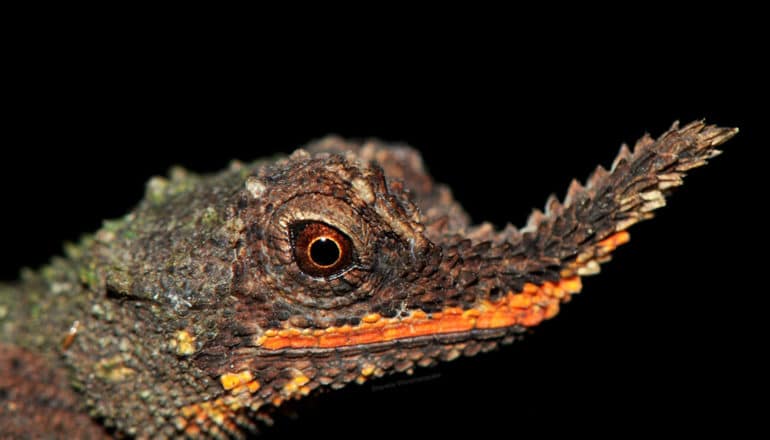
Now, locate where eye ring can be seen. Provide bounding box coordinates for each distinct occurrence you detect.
[291,221,355,278]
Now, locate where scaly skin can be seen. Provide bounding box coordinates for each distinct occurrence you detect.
[0,121,737,438]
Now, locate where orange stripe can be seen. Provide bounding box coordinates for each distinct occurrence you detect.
[257,276,584,350]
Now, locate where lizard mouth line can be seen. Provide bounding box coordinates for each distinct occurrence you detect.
[255,276,583,351]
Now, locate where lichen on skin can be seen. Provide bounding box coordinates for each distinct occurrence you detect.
[172,329,197,356]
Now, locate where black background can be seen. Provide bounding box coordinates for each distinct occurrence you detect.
[1,37,765,437]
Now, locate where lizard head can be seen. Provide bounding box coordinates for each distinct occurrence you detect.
[87,123,735,436]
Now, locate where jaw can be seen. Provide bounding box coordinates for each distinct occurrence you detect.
[187,271,587,431]
[255,276,583,351]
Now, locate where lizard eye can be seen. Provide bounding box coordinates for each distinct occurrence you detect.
[291,221,354,278]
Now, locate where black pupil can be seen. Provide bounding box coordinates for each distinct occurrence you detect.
[309,238,340,266]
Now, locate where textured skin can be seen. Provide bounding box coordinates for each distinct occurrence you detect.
[0,344,109,439]
[0,121,737,438]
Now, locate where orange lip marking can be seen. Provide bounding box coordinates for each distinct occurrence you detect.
[257,276,584,350]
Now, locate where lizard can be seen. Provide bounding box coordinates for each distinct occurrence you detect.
[0,120,737,438]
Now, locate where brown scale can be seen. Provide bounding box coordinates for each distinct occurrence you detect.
[0,344,109,438]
